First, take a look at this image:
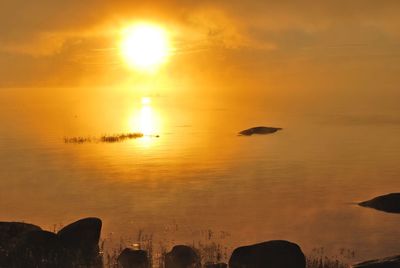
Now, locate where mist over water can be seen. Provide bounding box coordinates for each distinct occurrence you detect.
[1,87,400,261]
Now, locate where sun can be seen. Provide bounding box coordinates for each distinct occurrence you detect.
[120,23,170,71]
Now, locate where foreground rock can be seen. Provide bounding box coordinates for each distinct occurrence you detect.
[165,245,201,268]
[9,230,69,267]
[0,222,42,261]
[352,255,400,268]
[239,126,282,136]
[359,193,400,213]
[229,240,306,268]
[57,217,102,263]
[1,217,102,267]
[118,248,149,268]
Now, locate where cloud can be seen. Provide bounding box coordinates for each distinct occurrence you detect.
[2,0,400,54]
[1,0,400,87]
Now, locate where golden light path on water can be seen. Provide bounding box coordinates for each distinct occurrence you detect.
[128,97,161,146]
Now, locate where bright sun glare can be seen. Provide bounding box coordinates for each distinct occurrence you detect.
[120,24,170,71]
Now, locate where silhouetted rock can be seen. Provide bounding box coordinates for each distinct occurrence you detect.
[165,245,201,268]
[118,248,149,268]
[352,255,400,268]
[204,262,228,268]
[0,222,42,266]
[359,193,400,213]
[57,217,102,263]
[1,218,103,267]
[239,126,282,136]
[229,240,306,268]
[8,230,69,268]
[0,222,42,244]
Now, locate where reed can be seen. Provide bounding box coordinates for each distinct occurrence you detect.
[63,132,157,144]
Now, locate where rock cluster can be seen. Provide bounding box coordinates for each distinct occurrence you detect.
[118,240,305,268]
[0,221,309,268]
[5,216,371,268]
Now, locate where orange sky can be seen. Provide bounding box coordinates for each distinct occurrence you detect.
[1,1,400,113]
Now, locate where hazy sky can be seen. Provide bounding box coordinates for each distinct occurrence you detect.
[1,1,399,112]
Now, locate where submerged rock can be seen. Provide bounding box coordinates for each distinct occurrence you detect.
[118,248,149,268]
[165,245,201,268]
[239,126,282,136]
[229,240,306,268]
[352,254,400,268]
[359,193,400,213]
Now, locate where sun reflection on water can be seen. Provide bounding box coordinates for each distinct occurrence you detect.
[129,97,161,146]
[139,105,155,135]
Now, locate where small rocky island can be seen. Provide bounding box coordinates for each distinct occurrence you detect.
[238,126,282,136]
[359,193,400,214]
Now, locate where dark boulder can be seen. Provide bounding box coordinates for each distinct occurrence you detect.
[239,127,282,136]
[229,240,306,268]
[165,245,201,268]
[204,262,227,268]
[0,222,42,244]
[8,230,69,268]
[352,255,400,268]
[1,218,103,267]
[118,248,149,268]
[359,193,400,213]
[0,222,42,265]
[57,217,102,262]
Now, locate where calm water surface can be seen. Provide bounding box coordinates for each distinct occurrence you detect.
[1,87,400,261]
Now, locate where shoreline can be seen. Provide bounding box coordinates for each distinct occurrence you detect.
[1,217,386,268]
